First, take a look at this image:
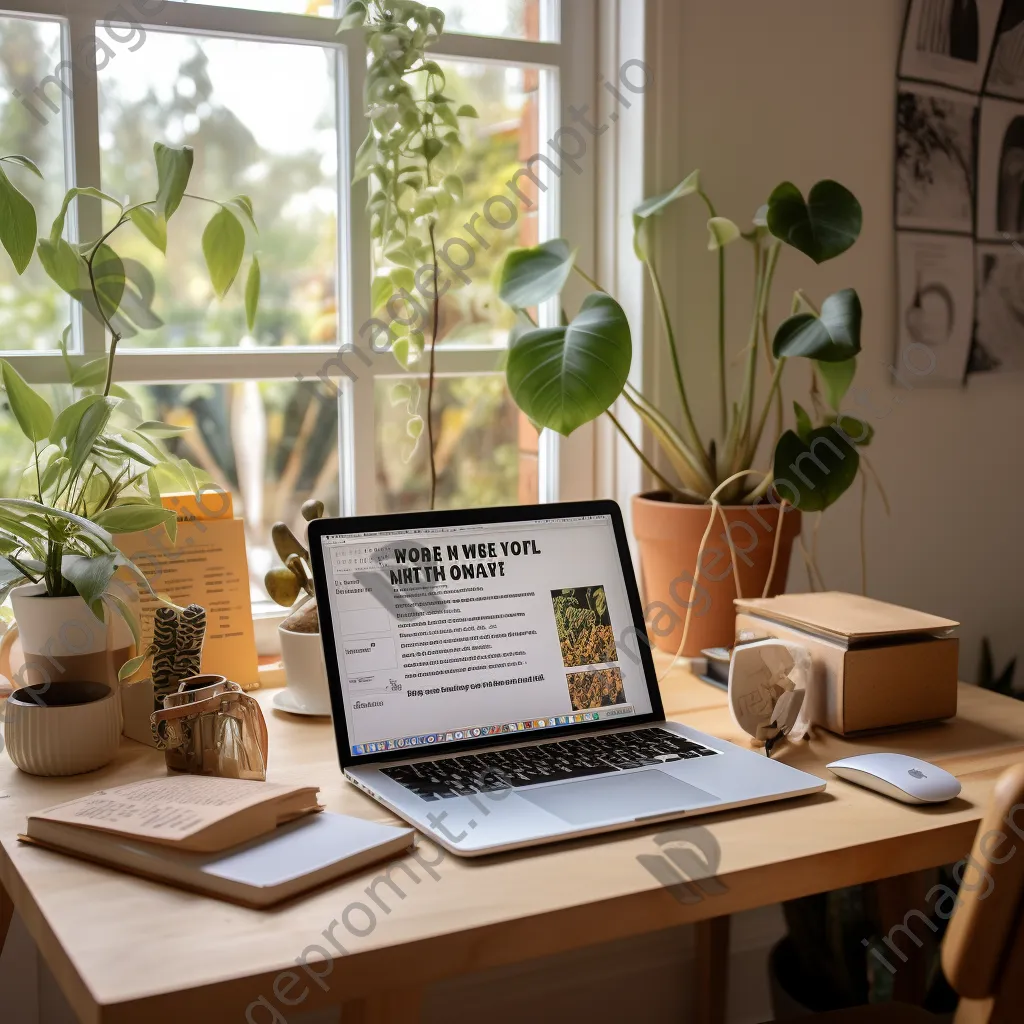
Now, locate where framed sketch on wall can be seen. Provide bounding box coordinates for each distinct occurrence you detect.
[897,233,976,384]
[986,0,1024,98]
[973,242,1024,370]
[897,0,1024,381]
[897,84,978,233]
[900,0,1003,92]
[976,95,1024,238]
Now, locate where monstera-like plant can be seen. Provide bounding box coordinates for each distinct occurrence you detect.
[497,174,881,655]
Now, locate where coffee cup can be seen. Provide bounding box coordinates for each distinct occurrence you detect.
[278,627,331,715]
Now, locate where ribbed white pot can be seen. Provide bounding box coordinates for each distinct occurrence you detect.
[4,682,121,776]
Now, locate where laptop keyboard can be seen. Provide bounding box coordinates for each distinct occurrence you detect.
[378,727,720,801]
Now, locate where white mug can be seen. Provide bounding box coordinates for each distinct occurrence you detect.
[278,626,331,715]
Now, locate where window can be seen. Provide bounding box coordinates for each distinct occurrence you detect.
[0,0,596,602]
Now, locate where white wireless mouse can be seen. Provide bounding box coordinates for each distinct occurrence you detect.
[826,753,962,805]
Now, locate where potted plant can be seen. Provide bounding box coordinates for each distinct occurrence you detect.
[265,499,331,713]
[0,143,260,689]
[496,173,877,655]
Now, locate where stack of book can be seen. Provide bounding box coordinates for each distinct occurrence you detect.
[20,775,414,908]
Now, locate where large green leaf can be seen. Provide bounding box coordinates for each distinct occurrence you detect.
[835,413,874,447]
[48,187,122,244]
[339,0,367,29]
[632,170,700,259]
[817,356,856,411]
[773,427,860,512]
[67,397,119,481]
[0,154,42,178]
[352,132,376,184]
[113,257,162,334]
[506,292,632,436]
[128,205,167,253]
[72,357,110,388]
[92,504,177,534]
[0,163,37,274]
[498,239,576,309]
[136,420,188,439]
[772,288,862,363]
[61,552,117,607]
[707,217,740,250]
[153,143,193,221]
[36,237,82,293]
[0,359,53,442]
[0,498,114,548]
[245,256,260,332]
[793,401,813,443]
[50,393,104,445]
[202,205,245,297]
[766,180,862,264]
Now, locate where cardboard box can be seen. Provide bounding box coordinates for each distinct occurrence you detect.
[734,592,959,736]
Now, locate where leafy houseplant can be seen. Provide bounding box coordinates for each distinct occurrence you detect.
[496,172,879,654]
[0,144,260,684]
[340,0,476,509]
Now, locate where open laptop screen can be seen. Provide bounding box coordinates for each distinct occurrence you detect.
[311,507,658,760]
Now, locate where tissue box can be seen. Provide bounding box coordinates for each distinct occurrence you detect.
[734,592,959,736]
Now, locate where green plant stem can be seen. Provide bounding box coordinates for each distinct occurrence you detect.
[572,263,605,293]
[744,357,787,467]
[738,240,780,450]
[699,190,727,439]
[604,410,700,500]
[84,214,128,398]
[644,256,706,470]
[426,219,440,510]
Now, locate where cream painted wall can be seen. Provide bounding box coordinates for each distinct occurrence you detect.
[647,0,1024,679]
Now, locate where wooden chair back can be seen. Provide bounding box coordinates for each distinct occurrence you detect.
[943,763,1024,1024]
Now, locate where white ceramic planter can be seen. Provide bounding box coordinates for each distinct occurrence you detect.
[8,583,136,689]
[4,681,122,776]
[278,626,331,715]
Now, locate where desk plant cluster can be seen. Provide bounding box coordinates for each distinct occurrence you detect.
[0,143,259,680]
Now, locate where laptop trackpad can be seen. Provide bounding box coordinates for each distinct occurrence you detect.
[518,770,720,826]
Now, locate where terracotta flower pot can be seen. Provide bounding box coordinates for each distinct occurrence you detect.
[632,491,801,657]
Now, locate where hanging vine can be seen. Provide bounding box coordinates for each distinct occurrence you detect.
[341,0,478,508]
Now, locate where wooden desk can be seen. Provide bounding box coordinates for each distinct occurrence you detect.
[2,665,1023,1024]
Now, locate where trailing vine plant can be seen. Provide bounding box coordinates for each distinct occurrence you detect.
[340,0,477,508]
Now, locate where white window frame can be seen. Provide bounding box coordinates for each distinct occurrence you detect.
[0,0,599,513]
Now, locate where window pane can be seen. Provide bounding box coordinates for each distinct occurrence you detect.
[99,33,340,349]
[175,1,337,15]
[372,59,545,352]
[124,381,340,602]
[374,374,538,512]
[0,17,69,351]
[432,0,558,41]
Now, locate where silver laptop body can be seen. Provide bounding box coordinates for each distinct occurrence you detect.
[309,501,824,857]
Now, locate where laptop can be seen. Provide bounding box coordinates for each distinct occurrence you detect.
[308,500,825,856]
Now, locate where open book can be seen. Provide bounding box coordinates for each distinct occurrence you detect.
[19,776,414,907]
